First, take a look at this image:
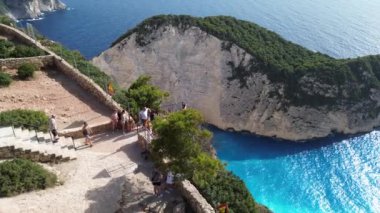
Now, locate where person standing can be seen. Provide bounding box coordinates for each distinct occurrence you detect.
[120,110,127,134]
[49,115,58,142]
[151,168,162,196]
[82,122,93,147]
[110,110,119,132]
[181,102,187,110]
[165,170,174,191]
[139,107,149,128]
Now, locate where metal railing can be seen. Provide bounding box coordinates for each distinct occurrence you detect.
[9,122,42,143]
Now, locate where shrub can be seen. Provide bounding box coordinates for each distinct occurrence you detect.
[0,40,14,58]
[10,45,45,58]
[194,170,257,213]
[0,40,45,59]
[0,15,15,26]
[122,75,169,117]
[0,159,57,197]
[17,63,37,80]
[0,72,12,87]
[0,109,49,131]
[152,109,218,176]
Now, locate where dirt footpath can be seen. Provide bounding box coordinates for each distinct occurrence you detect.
[0,68,112,129]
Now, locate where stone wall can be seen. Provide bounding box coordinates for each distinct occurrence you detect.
[137,132,215,213]
[177,180,215,213]
[53,57,123,112]
[59,121,111,139]
[0,24,40,47]
[0,55,54,69]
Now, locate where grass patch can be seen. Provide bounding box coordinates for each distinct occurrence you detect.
[0,109,49,131]
[0,72,12,87]
[0,40,45,59]
[0,159,57,197]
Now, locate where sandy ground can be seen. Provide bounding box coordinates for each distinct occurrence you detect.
[0,131,182,213]
[0,68,112,129]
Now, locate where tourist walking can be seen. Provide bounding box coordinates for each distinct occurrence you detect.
[111,110,119,132]
[82,122,93,147]
[181,102,187,110]
[139,107,149,128]
[151,168,162,196]
[164,170,174,191]
[120,110,127,134]
[49,115,58,142]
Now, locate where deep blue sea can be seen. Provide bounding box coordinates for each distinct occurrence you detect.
[23,0,380,212]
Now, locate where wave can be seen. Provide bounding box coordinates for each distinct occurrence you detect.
[25,17,45,22]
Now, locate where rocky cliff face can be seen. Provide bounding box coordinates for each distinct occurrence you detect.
[92,24,380,141]
[1,0,66,19]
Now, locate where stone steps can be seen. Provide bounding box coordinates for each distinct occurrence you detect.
[0,126,77,163]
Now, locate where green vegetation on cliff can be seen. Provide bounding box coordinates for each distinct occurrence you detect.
[113,15,380,106]
[114,75,169,118]
[0,40,46,58]
[152,109,261,212]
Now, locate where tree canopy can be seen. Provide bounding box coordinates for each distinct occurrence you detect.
[151,109,220,182]
[114,75,169,117]
[150,109,260,212]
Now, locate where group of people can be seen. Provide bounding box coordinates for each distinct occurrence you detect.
[110,109,131,134]
[48,115,93,147]
[151,169,175,197]
[48,103,190,198]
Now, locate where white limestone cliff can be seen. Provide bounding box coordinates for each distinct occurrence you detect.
[92,25,380,141]
[1,0,66,19]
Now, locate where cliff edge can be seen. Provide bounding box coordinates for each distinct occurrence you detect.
[92,15,380,141]
[0,0,66,19]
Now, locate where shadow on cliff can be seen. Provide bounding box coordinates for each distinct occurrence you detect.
[209,125,377,161]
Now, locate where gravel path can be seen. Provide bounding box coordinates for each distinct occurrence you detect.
[0,68,112,129]
[0,131,181,213]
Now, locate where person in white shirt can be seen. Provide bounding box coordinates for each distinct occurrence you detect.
[49,115,58,142]
[164,170,174,192]
[139,107,149,128]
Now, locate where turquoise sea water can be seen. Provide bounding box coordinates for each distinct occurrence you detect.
[22,0,380,212]
[211,127,380,213]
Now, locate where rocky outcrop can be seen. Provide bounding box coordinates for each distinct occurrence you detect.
[92,22,380,141]
[1,0,66,19]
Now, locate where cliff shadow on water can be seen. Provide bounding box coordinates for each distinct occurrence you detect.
[208,124,375,161]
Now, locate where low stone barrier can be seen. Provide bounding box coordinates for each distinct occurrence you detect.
[177,180,215,213]
[59,121,111,139]
[137,132,215,213]
[53,57,123,112]
[0,55,54,69]
[0,24,42,47]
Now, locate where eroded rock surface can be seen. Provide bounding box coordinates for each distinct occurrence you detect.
[2,0,66,19]
[93,25,380,141]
